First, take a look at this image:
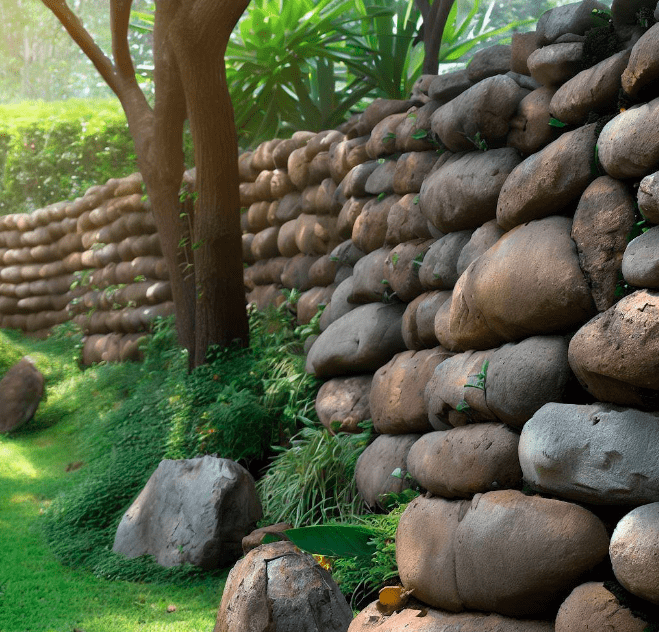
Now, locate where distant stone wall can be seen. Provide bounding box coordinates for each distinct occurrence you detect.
[0,173,172,364]
[241,2,659,628]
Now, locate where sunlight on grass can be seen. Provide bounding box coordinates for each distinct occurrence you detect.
[0,441,39,480]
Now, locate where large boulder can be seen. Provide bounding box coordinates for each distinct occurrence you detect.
[598,97,659,179]
[402,290,452,350]
[555,582,648,632]
[519,403,659,505]
[419,149,522,233]
[349,601,553,632]
[355,433,421,510]
[507,86,557,155]
[527,43,584,87]
[449,217,595,350]
[621,22,659,97]
[0,357,44,433]
[396,491,609,618]
[497,124,597,231]
[370,348,453,434]
[622,225,659,288]
[113,456,262,569]
[430,75,527,152]
[610,504,659,605]
[407,423,522,498]
[571,176,636,311]
[568,290,659,407]
[315,375,372,434]
[214,540,352,632]
[535,0,610,46]
[306,302,407,378]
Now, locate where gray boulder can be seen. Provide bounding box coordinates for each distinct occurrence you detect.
[527,43,584,87]
[520,403,659,505]
[113,456,262,569]
[638,170,659,224]
[306,302,407,378]
[622,225,659,288]
[214,540,352,632]
[418,231,472,290]
[0,357,44,433]
[536,0,610,46]
[611,504,659,605]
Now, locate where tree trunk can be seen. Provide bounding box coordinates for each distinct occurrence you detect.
[417,0,456,75]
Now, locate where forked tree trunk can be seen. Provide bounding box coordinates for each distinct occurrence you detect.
[41,0,250,367]
[416,0,456,75]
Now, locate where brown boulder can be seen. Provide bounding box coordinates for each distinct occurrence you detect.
[571,176,636,311]
[621,22,659,97]
[511,31,539,76]
[385,193,435,245]
[551,50,631,125]
[568,289,659,407]
[456,219,505,277]
[419,149,521,233]
[355,433,421,510]
[395,102,440,153]
[598,97,659,179]
[428,69,473,104]
[365,160,397,196]
[555,582,648,632]
[407,423,522,498]
[430,75,527,152]
[349,601,553,632]
[383,239,434,303]
[527,42,584,87]
[370,348,453,435]
[402,290,451,351]
[450,217,595,350]
[0,357,44,433]
[418,231,472,291]
[622,226,659,288]
[638,170,659,224]
[280,253,320,292]
[353,98,414,137]
[296,286,334,325]
[352,195,400,253]
[508,86,558,155]
[467,44,512,82]
[342,162,379,198]
[366,113,408,159]
[351,247,391,304]
[393,151,440,195]
[315,375,372,434]
[396,491,610,617]
[338,197,369,240]
[497,124,597,231]
[305,302,407,378]
[214,541,352,632]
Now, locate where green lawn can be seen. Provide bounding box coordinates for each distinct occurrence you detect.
[0,417,226,632]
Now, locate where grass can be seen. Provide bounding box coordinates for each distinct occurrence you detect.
[0,416,226,632]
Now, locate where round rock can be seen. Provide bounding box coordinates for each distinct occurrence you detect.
[622,225,659,288]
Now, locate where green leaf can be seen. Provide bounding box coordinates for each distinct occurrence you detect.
[413,195,420,205]
[378,192,386,201]
[391,253,399,266]
[411,129,429,140]
[549,117,568,128]
[456,400,471,413]
[264,525,378,558]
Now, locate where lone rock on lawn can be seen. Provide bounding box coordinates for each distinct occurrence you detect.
[0,356,44,433]
[113,456,261,569]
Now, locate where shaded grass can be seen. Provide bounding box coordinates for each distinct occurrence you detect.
[0,417,225,632]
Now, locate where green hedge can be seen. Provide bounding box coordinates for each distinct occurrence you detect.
[0,99,138,214]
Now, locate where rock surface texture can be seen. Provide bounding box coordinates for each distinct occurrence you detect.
[113,456,261,569]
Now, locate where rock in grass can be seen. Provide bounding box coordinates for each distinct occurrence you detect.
[215,540,352,632]
[113,456,261,569]
[0,357,44,433]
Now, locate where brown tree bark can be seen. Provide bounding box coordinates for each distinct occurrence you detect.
[415,0,456,75]
[41,0,249,367]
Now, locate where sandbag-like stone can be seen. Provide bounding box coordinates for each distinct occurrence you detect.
[370,348,453,435]
[306,302,407,378]
[527,42,584,87]
[396,491,609,617]
[386,193,434,245]
[353,98,413,137]
[395,103,440,153]
[486,335,571,429]
[294,214,339,255]
[571,176,636,311]
[214,540,352,632]
[407,423,522,498]
[365,160,397,195]
[610,504,659,605]
[520,403,659,505]
[536,0,610,46]
[366,113,408,159]
[316,375,372,434]
[280,253,321,292]
[337,197,369,240]
[623,23,659,97]
[428,70,473,104]
[598,97,659,179]
[418,231,472,291]
[342,162,380,198]
[113,456,261,569]
[0,357,44,433]
[352,195,400,254]
[497,124,597,231]
[355,434,421,510]
[622,226,659,288]
[318,276,357,332]
[431,75,527,152]
[467,44,512,82]
[511,31,539,76]
[350,247,391,304]
[507,86,557,155]
[551,50,631,125]
[383,239,434,303]
[297,286,334,325]
[419,149,521,233]
[349,601,553,632]
[568,290,659,407]
[450,217,595,350]
[555,582,648,632]
[638,170,659,223]
[402,290,452,350]
[456,219,505,277]
[393,151,440,195]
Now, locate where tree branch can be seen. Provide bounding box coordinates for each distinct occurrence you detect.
[414,0,431,24]
[110,0,137,80]
[41,0,120,96]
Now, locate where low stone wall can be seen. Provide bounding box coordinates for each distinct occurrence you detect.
[0,173,172,363]
[242,2,659,628]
